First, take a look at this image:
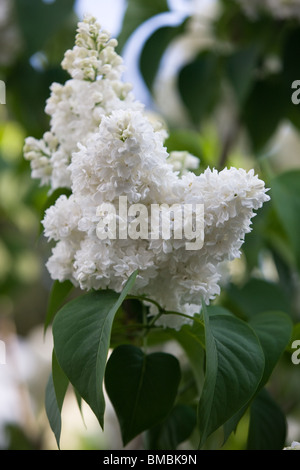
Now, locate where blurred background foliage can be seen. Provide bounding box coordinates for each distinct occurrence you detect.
[0,0,300,450]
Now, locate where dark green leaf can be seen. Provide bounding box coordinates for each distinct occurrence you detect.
[45,351,69,448]
[15,0,75,56]
[117,0,169,52]
[147,404,196,450]
[223,311,292,443]
[271,170,300,269]
[225,278,291,319]
[53,271,137,429]
[226,45,260,105]
[242,75,287,153]
[105,345,181,445]
[44,280,74,334]
[178,51,221,126]
[287,323,300,353]
[140,23,186,91]
[247,388,287,450]
[249,311,292,386]
[198,305,265,448]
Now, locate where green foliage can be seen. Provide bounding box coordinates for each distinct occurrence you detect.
[146,404,197,450]
[198,305,265,448]
[45,351,69,448]
[247,388,287,450]
[225,278,291,319]
[44,279,74,333]
[15,0,76,57]
[3,0,300,451]
[52,271,137,429]
[178,51,222,126]
[105,345,181,445]
[117,0,169,52]
[271,170,300,269]
[140,23,187,91]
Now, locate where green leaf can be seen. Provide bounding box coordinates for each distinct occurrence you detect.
[287,323,300,353]
[223,311,292,443]
[198,305,265,448]
[178,51,221,126]
[165,129,203,161]
[117,0,169,52]
[73,386,86,428]
[44,280,74,334]
[247,388,287,450]
[225,278,291,319]
[147,404,196,450]
[249,312,292,387]
[226,45,259,105]
[105,345,181,446]
[271,170,300,269]
[140,23,186,91]
[15,0,75,56]
[242,75,287,153]
[53,271,137,429]
[45,351,69,448]
[171,320,205,393]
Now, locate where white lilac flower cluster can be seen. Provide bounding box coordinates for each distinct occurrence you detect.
[24,16,270,329]
[236,0,300,21]
[24,16,139,190]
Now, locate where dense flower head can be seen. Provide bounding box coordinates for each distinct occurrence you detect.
[24,16,138,190]
[25,16,270,329]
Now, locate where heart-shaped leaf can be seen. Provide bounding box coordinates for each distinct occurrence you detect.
[53,271,137,429]
[105,345,181,445]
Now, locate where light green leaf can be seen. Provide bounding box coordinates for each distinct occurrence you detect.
[171,319,205,393]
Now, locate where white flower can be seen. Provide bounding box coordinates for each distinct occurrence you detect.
[168,151,200,175]
[26,16,270,329]
[42,109,269,329]
[24,16,139,190]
